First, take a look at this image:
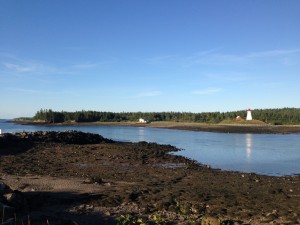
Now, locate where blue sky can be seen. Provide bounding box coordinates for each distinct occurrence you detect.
[0,0,300,118]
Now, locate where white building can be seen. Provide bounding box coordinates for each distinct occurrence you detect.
[246,108,253,120]
[139,118,149,123]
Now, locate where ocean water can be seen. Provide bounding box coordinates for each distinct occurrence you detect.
[1,119,300,176]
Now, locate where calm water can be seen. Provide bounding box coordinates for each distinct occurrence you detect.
[1,119,300,176]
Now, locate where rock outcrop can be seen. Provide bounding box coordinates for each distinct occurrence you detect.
[0,182,27,225]
[0,130,113,147]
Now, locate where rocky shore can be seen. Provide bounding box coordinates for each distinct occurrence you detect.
[0,130,113,145]
[0,131,300,224]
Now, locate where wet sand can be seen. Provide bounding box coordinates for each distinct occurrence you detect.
[1,131,300,224]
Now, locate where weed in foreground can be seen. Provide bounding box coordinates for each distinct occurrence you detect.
[116,213,169,225]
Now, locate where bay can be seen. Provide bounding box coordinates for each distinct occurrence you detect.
[1,119,300,176]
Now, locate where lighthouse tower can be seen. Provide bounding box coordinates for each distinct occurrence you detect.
[246,108,252,120]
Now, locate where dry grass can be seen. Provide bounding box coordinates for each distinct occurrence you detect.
[219,119,266,125]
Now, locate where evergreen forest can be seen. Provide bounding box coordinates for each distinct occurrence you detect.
[31,108,300,125]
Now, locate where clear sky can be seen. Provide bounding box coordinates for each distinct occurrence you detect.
[0,0,300,118]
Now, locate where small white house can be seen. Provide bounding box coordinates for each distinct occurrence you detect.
[235,116,242,120]
[138,118,149,123]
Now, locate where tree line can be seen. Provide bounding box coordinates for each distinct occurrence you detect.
[32,108,300,125]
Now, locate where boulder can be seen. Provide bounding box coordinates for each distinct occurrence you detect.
[0,183,25,224]
[0,182,12,195]
[4,190,27,210]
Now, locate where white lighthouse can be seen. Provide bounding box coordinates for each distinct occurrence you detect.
[246,108,252,120]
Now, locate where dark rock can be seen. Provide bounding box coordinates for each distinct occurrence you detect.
[90,176,104,184]
[0,182,15,223]
[0,182,12,195]
[0,182,28,222]
[129,191,140,201]
[5,190,27,210]
[0,131,114,154]
[220,219,236,225]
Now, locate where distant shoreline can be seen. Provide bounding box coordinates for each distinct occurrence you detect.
[12,120,300,134]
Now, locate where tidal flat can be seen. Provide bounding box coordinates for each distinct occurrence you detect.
[0,131,300,224]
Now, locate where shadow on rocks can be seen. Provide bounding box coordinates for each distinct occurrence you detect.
[0,133,34,156]
[1,182,116,225]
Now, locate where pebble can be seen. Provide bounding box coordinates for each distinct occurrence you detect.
[104,182,111,186]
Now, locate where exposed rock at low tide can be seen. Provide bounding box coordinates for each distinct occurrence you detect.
[0,130,113,148]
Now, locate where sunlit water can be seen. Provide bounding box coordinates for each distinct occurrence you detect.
[1,119,300,176]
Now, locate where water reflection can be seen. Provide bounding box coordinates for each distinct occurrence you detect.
[246,133,253,161]
[138,127,145,142]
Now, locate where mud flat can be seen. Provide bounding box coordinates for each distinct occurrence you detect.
[0,131,300,224]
